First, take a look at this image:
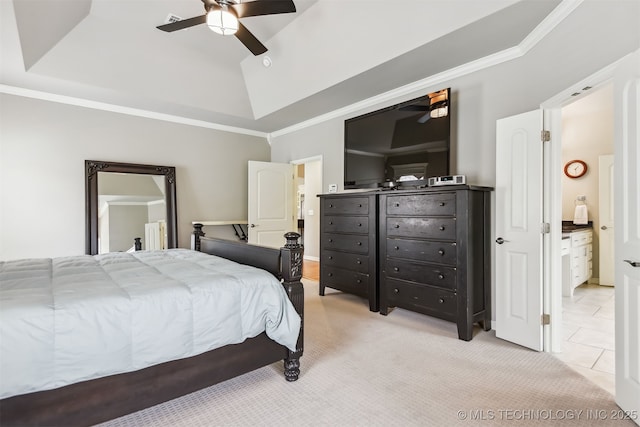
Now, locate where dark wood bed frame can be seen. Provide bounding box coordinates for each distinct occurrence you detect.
[0,231,304,426]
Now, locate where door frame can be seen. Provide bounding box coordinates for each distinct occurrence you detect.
[541,59,623,353]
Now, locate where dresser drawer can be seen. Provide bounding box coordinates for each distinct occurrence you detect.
[323,232,369,254]
[384,259,456,290]
[323,216,369,234]
[322,266,368,294]
[322,249,369,274]
[386,238,457,265]
[384,278,457,318]
[323,197,369,215]
[386,217,456,240]
[386,193,456,216]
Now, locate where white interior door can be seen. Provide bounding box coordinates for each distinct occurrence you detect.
[598,154,614,286]
[248,161,295,248]
[613,51,640,423]
[495,110,544,351]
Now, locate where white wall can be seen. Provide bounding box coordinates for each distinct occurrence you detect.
[0,94,270,260]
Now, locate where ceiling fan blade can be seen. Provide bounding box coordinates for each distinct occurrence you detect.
[417,113,431,124]
[232,0,296,18]
[157,14,207,32]
[235,22,267,55]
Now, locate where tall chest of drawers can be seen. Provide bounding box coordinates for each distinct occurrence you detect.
[319,193,378,311]
[379,187,492,341]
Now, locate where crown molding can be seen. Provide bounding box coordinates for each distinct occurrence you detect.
[269,0,584,139]
[0,1,583,142]
[0,84,268,139]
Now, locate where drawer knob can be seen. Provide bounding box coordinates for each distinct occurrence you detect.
[438,274,444,280]
[328,273,333,277]
[394,246,399,250]
[358,223,362,227]
[439,202,445,206]
[357,242,362,246]
[438,250,445,255]
[393,267,399,272]
[358,204,362,207]
[329,238,333,242]
[394,224,400,228]
[329,221,333,225]
[439,226,445,231]
[356,260,362,264]
[329,256,333,260]
[356,279,362,284]
[329,204,334,208]
[394,288,399,293]
[395,203,400,207]
[438,298,445,304]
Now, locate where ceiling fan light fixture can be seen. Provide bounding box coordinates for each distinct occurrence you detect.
[430,106,448,119]
[207,6,238,36]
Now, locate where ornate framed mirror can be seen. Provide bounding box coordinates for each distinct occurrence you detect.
[85,160,177,255]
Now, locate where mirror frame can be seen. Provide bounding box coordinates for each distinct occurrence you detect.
[85,160,177,255]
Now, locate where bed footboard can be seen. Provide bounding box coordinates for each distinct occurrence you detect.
[196,229,305,381]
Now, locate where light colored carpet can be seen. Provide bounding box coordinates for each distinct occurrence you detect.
[101,280,631,427]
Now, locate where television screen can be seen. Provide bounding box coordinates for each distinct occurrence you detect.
[344,88,451,189]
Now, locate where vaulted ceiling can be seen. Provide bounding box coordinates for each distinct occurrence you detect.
[0,0,610,133]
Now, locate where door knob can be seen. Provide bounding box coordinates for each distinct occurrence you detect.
[496,237,506,244]
[624,259,640,267]
[601,225,608,230]
[250,224,256,228]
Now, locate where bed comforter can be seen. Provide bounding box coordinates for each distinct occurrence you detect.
[0,249,301,399]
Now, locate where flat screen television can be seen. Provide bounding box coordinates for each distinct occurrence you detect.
[344,88,451,189]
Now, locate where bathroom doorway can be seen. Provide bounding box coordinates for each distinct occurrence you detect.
[555,83,615,394]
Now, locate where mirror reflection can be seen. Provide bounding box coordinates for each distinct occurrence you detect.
[85,160,177,255]
[97,172,167,253]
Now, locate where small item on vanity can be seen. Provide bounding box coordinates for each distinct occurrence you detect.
[564,159,588,178]
[573,196,588,225]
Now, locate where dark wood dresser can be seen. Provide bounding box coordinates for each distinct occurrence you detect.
[319,193,378,311]
[379,186,492,340]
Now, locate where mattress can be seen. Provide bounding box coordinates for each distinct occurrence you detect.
[0,249,301,399]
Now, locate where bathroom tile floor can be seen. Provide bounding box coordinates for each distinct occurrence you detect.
[553,283,615,395]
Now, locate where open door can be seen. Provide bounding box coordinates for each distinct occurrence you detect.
[495,110,544,351]
[613,51,640,423]
[248,161,295,248]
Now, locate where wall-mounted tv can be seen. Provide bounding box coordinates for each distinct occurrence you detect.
[344,88,451,189]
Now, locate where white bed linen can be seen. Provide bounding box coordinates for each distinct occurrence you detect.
[0,249,301,399]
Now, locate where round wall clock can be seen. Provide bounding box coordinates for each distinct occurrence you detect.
[564,159,588,178]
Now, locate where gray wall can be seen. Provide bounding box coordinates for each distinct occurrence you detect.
[0,94,270,260]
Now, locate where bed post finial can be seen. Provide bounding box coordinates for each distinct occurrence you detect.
[134,237,142,251]
[192,223,205,251]
[280,232,303,381]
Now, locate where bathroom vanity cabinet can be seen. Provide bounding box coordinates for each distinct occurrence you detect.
[562,228,593,296]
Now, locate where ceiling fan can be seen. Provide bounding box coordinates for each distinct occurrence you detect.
[157,0,296,56]
[399,89,449,123]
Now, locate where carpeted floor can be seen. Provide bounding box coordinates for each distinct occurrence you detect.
[100,280,632,426]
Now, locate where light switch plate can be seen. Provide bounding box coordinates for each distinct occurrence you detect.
[328,184,338,193]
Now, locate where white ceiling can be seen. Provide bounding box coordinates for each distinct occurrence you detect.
[0,0,611,134]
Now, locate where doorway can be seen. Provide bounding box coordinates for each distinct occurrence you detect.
[290,156,323,264]
[553,84,615,394]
